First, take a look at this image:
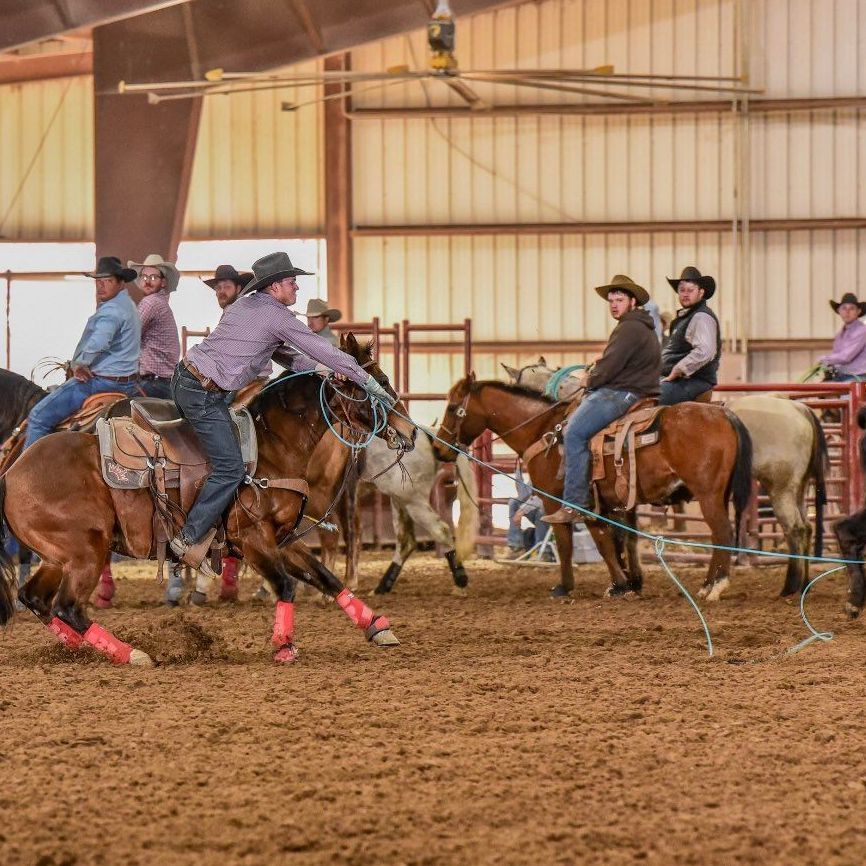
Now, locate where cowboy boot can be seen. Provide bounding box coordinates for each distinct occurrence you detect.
[542,507,578,525]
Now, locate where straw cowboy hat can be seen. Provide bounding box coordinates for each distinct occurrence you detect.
[203,264,253,289]
[667,265,716,300]
[829,292,866,316]
[127,253,180,293]
[241,251,314,296]
[594,274,650,306]
[302,298,342,323]
[81,256,136,283]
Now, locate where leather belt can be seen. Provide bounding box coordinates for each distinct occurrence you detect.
[97,373,139,383]
[182,360,225,392]
[140,373,172,381]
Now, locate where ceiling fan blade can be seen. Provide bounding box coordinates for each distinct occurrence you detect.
[462,74,654,103]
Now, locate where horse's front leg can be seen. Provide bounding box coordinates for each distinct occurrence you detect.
[622,509,643,594]
[288,545,399,647]
[586,517,631,597]
[833,512,866,618]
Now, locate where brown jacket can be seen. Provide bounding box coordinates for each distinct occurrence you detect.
[586,309,661,396]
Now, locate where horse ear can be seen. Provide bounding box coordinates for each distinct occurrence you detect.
[501,363,519,381]
[469,370,476,383]
[339,332,347,350]
[538,355,547,365]
[345,331,359,353]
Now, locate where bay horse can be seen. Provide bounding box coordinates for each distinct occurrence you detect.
[432,376,753,601]
[0,335,416,665]
[504,359,829,596]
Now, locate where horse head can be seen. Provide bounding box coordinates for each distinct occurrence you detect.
[432,372,484,462]
[338,332,416,452]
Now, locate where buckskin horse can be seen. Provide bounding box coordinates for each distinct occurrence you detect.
[504,359,829,596]
[0,336,416,665]
[432,375,753,601]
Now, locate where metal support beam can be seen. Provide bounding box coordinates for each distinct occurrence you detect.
[324,53,353,318]
[93,14,201,279]
[348,95,866,120]
[353,217,866,237]
[0,50,92,85]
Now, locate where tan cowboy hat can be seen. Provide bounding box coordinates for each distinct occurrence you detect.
[302,298,342,323]
[127,253,180,293]
[241,251,314,296]
[594,275,650,306]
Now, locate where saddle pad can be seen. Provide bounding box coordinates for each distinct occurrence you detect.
[96,409,257,490]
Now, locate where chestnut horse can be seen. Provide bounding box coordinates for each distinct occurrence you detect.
[432,376,753,601]
[0,336,416,665]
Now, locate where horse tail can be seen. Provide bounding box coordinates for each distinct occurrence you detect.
[790,407,827,558]
[724,410,754,537]
[0,477,17,627]
[454,453,479,562]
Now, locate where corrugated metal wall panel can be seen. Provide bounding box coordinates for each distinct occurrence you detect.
[184,60,324,238]
[0,76,93,240]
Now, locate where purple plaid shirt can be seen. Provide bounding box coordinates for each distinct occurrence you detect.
[139,290,180,378]
[187,291,368,391]
[821,320,866,375]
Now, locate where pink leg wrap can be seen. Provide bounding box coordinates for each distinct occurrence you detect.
[335,589,375,630]
[271,601,295,647]
[95,564,116,609]
[219,557,240,601]
[84,623,132,665]
[47,617,84,650]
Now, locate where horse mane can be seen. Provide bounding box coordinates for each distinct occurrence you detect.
[471,379,555,404]
[0,368,47,439]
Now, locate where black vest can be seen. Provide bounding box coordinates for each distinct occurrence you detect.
[661,300,721,385]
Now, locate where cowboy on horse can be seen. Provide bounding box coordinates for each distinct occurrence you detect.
[22,256,142,451]
[659,266,721,405]
[168,251,396,577]
[819,292,866,381]
[543,274,661,525]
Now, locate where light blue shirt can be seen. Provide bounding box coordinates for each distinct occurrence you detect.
[73,288,141,376]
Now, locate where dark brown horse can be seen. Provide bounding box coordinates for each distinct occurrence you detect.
[0,336,416,665]
[432,376,753,600]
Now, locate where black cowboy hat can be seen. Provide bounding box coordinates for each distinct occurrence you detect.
[203,264,253,289]
[241,251,314,296]
[594,274,650,306]
[829,292,866,316]
[81,256,136,283]
[667,265,716,299]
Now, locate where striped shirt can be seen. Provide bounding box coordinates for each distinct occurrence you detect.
[139,290,180,378]
[187,291,368,391]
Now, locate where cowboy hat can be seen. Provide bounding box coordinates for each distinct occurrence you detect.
[667,265,716,299]
[594,274,650,306]
[241,251,314,296]
[127,253,180,293]
[302,298,342,323]
[829,292,866,316]
[81,256,136,283]
[203,264,253,289]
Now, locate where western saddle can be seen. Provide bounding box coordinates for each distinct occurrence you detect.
[96,398,309,575]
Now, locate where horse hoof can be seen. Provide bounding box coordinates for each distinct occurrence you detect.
[370,629,400,648]
[273,645,299,664]
[451,586,468,598]
[844,602,862,620]
[190,591,208,607]
[705,577,730,602]
[696,585,710,599]
[373,582,392,595]
[252,586,272,604]
[129,649,154,667]
[604,583,631,599]
[549,584,572,600]
[218,585,238,603]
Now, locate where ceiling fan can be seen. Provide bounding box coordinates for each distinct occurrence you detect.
[117,0,760,110]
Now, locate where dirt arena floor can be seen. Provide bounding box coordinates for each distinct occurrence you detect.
[0,550,864,866]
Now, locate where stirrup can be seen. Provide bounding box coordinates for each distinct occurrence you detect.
[170,529,220,578]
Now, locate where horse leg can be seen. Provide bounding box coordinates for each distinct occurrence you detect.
[771,488,809,597]
[18,560,64,622]
[586,518,632,597]
[539,498,576,598]
[165,564,188,607]
[833,513,866,618]
[243,548,299,663]
[696,496,734,602]
[374,502,416,595]
[340,472,362,591]
[405,498,468,592]
[94,559,115,609]
[289,546,399,647]
[621,509,643,594]
[52,557,153,666]
[218,556,240,602]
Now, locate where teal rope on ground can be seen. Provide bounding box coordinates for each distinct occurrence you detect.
[786,565,845,653]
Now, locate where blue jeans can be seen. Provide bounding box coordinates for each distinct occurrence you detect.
[23,375,140,449]
[138,376,173,399]
[562,387,640,509]
[659,377,712,405]
[507,500,546,549]
[171,364,245,544]
[827,371,862,383]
